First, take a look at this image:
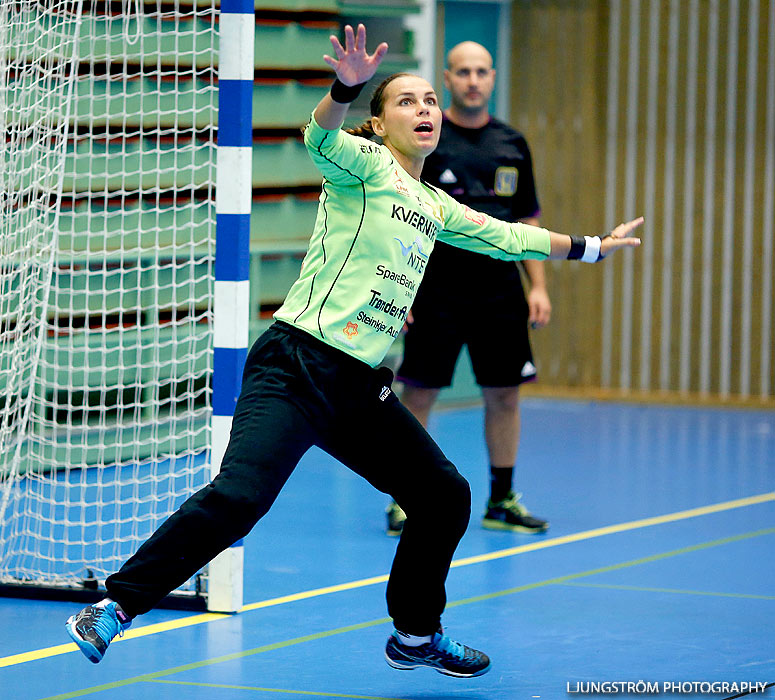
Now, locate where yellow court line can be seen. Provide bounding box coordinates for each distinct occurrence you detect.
[37,619,392,700]
[443,527,775,609]
[0,613,230,668]
[150,678,404,700]
[241,575,390,613]
[33,527,775,700]
[450,491,775,568]
[2,490,772,669]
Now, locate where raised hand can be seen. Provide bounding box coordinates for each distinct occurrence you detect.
[323,24,388,87]
[600,217,644,258]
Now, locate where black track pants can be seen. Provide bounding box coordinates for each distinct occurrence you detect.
[106,322,471,636]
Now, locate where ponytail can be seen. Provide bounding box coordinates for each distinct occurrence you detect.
[345,120,376,138]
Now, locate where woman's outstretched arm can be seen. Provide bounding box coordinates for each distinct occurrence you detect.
[544,217,644,260]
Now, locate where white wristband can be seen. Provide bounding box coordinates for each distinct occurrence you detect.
[581,236,602,263]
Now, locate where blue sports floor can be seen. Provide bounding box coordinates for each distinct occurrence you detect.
[1,398,774,700]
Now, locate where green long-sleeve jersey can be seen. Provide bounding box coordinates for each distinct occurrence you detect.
[273,113,552,367]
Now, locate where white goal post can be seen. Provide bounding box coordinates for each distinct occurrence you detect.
[0,0,248,612]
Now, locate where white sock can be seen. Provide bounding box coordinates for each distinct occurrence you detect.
[93,598,113,608]
[394,629,433,646]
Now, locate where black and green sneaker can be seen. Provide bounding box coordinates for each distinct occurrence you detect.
[386,500,406,536]
[482,491,549,533]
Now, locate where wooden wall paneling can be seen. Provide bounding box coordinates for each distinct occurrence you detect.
[506,0,774,406]
[510,0,609,388]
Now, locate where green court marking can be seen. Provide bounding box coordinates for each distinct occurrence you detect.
[7,491,772,669]
[560,581,775,600]
[36,527,775,700]
[37,618,390,700]
[150,679,404,700]
[444,528,775,609]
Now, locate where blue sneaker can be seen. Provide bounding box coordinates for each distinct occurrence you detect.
[66,601,131,663]
[385,629,491,678]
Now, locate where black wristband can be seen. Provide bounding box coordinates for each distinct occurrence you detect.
[567,235,586,260]
[330,79,366,104]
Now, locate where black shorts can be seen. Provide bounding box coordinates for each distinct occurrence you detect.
[397,243,537,389]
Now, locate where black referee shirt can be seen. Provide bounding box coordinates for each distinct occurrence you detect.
[418,115,541,303]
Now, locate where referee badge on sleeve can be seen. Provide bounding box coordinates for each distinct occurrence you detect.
[494,167,518,196]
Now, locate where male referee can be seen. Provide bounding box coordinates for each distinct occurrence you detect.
[389,41,551,536]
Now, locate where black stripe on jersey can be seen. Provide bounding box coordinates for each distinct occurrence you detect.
[310,130,367,338]
[422,183,545,258]
[441,228,546,259]
[294,184,329,326]
[317,182,366,337]
[311,129,365,184]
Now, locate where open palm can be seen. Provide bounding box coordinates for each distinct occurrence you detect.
[600,217,644,258]
[324,24,388,87]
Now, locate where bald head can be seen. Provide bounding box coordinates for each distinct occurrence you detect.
[443,41,496,124]
[446,41,493,71]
